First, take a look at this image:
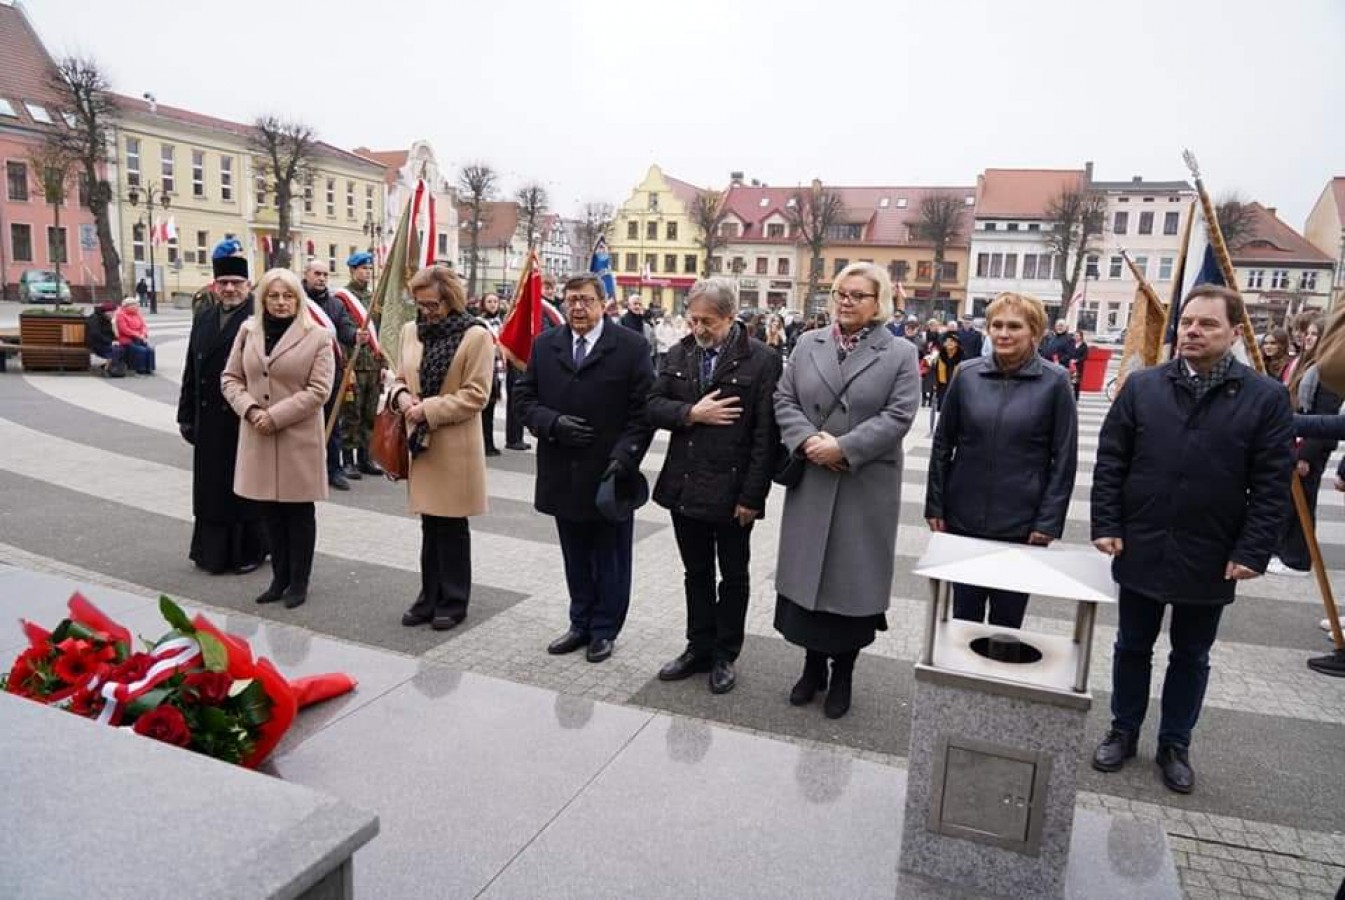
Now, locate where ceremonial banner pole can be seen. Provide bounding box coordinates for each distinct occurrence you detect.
[1114,248,1168,393]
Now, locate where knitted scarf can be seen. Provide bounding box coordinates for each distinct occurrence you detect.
[833,323,874,363]
[410,312,480,456]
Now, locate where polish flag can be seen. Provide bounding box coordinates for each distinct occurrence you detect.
[424,193,437,267]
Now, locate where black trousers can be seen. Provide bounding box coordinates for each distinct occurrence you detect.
[556,516,633,641]
[481,377,500,451]
[1279,468,1322,571]
[260,502,315,592]
[504,368,525,445]
[953,583,1029,628]
[408,515,472,620]
[671,511,753,662]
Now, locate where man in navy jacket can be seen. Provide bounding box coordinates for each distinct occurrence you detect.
[1090,284,1292,794]
[515,274,654,663]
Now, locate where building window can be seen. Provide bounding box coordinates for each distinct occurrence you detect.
[939,261,957,281]
[647,192,659,211]
[624,252,637,271]
[1133,255,1148,278]
[161,145,175,193]
[328,244,338,273]
[220,156,233,201]
[976,253,989,278]
[766,223,785,238]
[1300,271,1319,291]
[126,138,141,187]
[1085,255,1100,279]
[325,179,335,216]
[1007,223,1019,232]
[1158,256,1174,280]
[665,221,677,240]
[255,174,267,208]
[1271,270,1290,290]
[303,176,313,213]
[984,222,997,231]
[777,257,790,276]
[1109,256,1123,279]
[916,260,932,281]
[665,254,677,273]
[191,150,205,198]
[752,257,766,275]
[645,220,657,241]
[131,223,145,262]
[196,230,209,265]
[825,224,863,241]
[626,220,638,240]
[1113,211,1128,235]
[1003,253,1018,279]
[10,223,32,261]
[831,258,849,276]
[684,254,697,273]
[438,233,448,256]
[645,254,657,273]
[1023,254,1040,280]
[77,172,90,207]
[1138,212,1153,235]
[6,161,27,201]
[988,253,1004,279]
[1246,269,1264,289]
[709,256,722,273]
[166,236,178,264]
[889,259,909,283]
[719,222,740,238]
[1163,211,1179,235]
[365,184,374,219]
[346,181,355,219]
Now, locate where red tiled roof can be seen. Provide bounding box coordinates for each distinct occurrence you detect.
[975,168,1085,218]
[351,147,407,185]
[721,186,797,241]
[455,200,519,246]
[665,173,704,209]
[0,4,69,127]
[833,186,976,245]
[1231,202,1334,267]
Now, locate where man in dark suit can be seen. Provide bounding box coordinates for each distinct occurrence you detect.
[515,274,654,663]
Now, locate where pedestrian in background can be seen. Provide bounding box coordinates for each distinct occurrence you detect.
[925,292,1078,628]
[772,262,921,719]
[337,251,383,480]
[478,293,505,457]
[115,297,155,374]
[1259,328,1290,382]
[763,313,788,362]
[1070,329,1090,400]
[302,260,356,492]
[222,268,335,611]
[390,266,494,631]
[928,330,963,433]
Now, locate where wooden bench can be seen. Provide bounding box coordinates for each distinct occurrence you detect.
[0,341,91,373]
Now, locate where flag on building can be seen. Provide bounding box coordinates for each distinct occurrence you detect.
[499,250,544,368]
[589,236,616,302]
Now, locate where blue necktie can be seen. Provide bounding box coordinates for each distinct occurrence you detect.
[701,348,717,385]
[574,335,587,368]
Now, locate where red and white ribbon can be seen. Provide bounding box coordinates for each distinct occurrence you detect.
[92,636,201,725]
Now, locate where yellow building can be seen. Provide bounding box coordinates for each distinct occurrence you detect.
[108,96,384,301]
[610,165,706,313]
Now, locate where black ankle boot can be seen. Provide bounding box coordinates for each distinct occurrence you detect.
[255,582,285,604]
[824,652,857,719]
[789,651,829,705]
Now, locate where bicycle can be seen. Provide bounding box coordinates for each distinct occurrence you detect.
[1104,377,1119,402]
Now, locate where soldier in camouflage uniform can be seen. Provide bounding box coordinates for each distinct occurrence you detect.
[338,251,383,478]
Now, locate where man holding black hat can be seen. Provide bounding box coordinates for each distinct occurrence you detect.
[176,239,266,575]
[514,273,654,663]
[337,251,382,478]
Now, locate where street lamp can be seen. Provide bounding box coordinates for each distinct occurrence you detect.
[362,213,384,282]
[127,183,171,314]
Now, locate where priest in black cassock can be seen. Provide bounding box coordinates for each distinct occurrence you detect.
[176,239,267,574]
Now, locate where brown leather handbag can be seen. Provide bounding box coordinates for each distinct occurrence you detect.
[370,403,410,481]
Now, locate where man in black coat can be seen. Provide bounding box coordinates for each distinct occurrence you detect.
[176,244,265,574]
[646,277,781,694]
[303,260,356,491]
[1090,285,1293,794]
[956,314,984,358]
[515,274,654,663]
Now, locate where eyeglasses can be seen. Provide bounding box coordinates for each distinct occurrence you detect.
[831,290,876,305]
[565,295,601,307]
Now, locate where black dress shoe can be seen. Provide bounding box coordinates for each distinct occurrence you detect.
[789,653,828,706]
[432,613,465,631]
[709,660,736,695]
[547,629,589,655]
[484,447,502,457]
[658,649,713,681]
[1092,729,1138,772]
[329,473,351,491]
[505,442,531,451]
[357,459,383,476]
[823,676,852,719]
[1308,648,1345,676]
[344,464,363,480]
[255,584,286,604]
[282,588,307,609]
[401,610,433,627]
[1157,745,1194,794]
[233,560,262,575]
[586,637,614,663]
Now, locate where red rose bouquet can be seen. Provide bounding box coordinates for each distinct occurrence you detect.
[3,593,356,768]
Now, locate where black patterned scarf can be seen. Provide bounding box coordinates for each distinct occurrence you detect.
[833,323,874,363]
[410,312,480,456]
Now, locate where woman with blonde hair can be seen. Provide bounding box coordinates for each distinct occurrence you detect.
[925,292,1078,627]
[222,268,335,610]
[772,262,921,718]
[388,266,495,629]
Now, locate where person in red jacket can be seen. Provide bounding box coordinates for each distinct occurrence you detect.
[114,296,155,374]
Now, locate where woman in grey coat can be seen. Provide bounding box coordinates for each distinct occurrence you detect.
[773,262,921,718]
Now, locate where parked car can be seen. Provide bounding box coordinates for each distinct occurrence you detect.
[18,270,72,304]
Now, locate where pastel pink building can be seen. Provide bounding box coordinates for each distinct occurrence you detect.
[0,3,105,301]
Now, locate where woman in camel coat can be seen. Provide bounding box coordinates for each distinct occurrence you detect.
[388,265,494,631]
[222,267,335,610]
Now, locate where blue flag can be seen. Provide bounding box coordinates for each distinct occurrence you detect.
[589,235,617,303]
[1164,243,1223,358]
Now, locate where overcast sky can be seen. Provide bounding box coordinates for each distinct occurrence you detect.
[23,0,1344,227]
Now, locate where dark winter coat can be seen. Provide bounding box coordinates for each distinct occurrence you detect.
[925,354,1078,541]
[515,322,654,521]
[1091,359,1294,604]
[956,327,983,358]
[176,298,261,524]
[1040,332,1075,365]
[646,326,782,522]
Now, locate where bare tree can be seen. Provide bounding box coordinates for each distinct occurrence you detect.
[47,56,121,298]
[786,179,846,311]
[515,183,549,250]
[912,192,966,317]
[1215,193,1259,250]
[250,116,317,269]
[29,144,77,290]
[687,190,729,277]
[1043,187,1107,315]
[458,163,498,297]
[576,201,615,257]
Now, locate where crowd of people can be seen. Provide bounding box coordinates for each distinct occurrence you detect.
[169,233,1340,797]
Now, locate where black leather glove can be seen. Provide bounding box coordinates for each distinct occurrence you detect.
[553,415,595,448]
[603,458,632,480]
[178,424,195,445]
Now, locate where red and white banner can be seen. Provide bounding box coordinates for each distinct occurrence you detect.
[332,287,384,360]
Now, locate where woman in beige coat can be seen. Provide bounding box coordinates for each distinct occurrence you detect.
[388,266,494,630]
[222,268,335,610]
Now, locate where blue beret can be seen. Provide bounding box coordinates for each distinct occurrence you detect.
[347,251,374,268]
[212,238,244,261]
